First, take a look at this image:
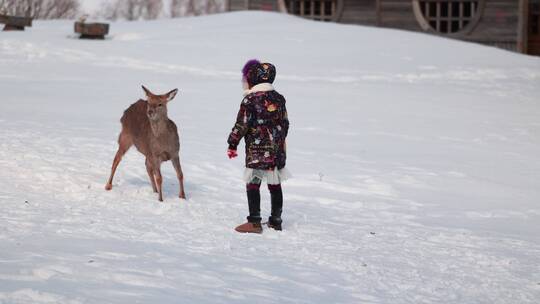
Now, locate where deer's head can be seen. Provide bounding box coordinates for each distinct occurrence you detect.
[142,85,178,121]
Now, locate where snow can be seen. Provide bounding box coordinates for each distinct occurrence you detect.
[1,11,540,303]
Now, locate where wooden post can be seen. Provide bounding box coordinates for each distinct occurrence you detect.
[376,0,381,26]
[448,3,452,34]
[459,1,464,28]
[277,0,288,13]
[289,0,294,14]
[436,1,441,32]
[518,0,529,53]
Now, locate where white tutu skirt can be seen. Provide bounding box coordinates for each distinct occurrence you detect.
[243,167,291,185]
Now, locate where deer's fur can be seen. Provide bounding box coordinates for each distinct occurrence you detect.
[105,85,185,201]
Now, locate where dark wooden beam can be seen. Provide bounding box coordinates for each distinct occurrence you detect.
[376,0,381,26]
[518,0,529,53]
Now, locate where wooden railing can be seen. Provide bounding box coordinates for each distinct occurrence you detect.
[286,0,338,21]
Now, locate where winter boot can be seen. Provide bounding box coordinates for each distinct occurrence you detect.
[235,222,263,234]
[267,217,282,231]
[268,184,283,231]
[235,183,263,233]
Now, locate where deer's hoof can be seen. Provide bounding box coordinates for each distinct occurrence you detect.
[105,184,112,191]
[179,194,186,199]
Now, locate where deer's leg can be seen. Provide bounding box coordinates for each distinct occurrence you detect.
[172,156,186,199]
[105,132,132,190]
[145,158,158,193]
[154,165,163,202]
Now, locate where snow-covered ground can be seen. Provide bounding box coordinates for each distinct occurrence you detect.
[1,12,540,303]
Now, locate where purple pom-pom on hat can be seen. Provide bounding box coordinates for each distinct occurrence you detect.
[242,59,260,78]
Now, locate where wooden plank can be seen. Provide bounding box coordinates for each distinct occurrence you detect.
[340,0,377,25]
[228,0,247,10]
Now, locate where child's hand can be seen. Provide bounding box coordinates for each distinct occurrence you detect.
[227,149,238,159]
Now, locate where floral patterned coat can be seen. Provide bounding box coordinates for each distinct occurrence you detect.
[228,83,289,170]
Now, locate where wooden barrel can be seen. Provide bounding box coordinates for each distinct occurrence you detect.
[74,22,109,39]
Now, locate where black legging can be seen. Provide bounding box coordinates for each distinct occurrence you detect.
[246,181,283,224]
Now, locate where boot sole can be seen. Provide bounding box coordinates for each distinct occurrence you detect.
[235,228,263,234]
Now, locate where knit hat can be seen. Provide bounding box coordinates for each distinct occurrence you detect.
[242,59,276,87]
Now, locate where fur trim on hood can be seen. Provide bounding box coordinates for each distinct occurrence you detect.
[243,83,274,96]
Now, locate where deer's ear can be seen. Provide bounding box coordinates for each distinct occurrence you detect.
[142,85,152,98]
[166,88,178,102]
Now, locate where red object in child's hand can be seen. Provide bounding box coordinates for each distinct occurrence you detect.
[227,149,238,159]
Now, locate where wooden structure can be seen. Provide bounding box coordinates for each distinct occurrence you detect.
[528,0,540,55]
[226,0,540,56]
[74,22,109,39]
[0,14,32,31]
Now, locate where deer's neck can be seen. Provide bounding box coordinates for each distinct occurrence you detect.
[149,117,168,137]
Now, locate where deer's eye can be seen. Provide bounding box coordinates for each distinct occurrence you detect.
[158,104,163,107]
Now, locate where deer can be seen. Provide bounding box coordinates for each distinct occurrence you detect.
[105,85,186,201]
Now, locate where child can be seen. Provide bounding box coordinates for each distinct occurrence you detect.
[227,59,290,233]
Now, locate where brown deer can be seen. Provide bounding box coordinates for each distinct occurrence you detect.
[105,85,186,201]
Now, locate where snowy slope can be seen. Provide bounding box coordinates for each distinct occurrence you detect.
[1,11,540,303]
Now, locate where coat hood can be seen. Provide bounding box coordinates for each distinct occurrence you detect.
[242,59,276,87]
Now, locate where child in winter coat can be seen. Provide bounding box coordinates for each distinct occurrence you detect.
[227,59,290,233]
